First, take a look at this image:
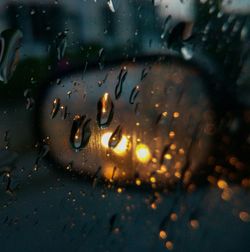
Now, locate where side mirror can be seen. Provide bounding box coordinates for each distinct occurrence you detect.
[37,55,216,189]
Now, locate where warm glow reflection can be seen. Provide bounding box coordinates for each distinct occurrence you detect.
[101,132,129,156]
[135,143,151,163]
[101,132,112,148]
[103,165,117,181]
[102,92,109,113]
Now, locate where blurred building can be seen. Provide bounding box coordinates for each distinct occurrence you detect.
[0,0,162,57]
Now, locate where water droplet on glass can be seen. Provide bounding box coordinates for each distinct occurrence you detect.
[161,15,172,39]
[98,48,104,70]
[67,90,72,99]
[181,45,193,60]
[60,105,68,120]
[70,115,91,151]
[107,0,115,12]
[159,144,171,165]
[82,61,88,80]
[115,67,127,99]
[34,143,50,171]
[66,161,73,171]
[24,89,35,110]
[0,29,23,84]
[129,85,140,104]
[108,125,123,149]
[50,98,60,119]
[3,131,10,150]
[30,9,36,15]
[156,111,168,125]
[56,78,61,85]
[56,33,67,61]
[98,72,108,87]
[97,93,114,128]
[92,166,102,187]
[141,66,150,81]
[134,102,140,115]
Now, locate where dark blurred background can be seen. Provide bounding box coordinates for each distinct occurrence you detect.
[1,1,250,251]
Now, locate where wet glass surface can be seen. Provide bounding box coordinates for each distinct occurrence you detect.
[0,0,250,251]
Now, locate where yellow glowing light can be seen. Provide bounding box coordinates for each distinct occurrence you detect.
[101,132,129,156]
[164,153,172,160]
[170,213,178,221]
[113,135,129,155]
[169,131,175,138]
[117,187,123,193]
[157,165,167,174]
[150,177,156,183]
[135,178,141,186]
[151,203,157,210]
[170,144,176,150]
[174,171,181,178]
[190,219,199,229]
[179,148,185,155]
[135,144,151,163]
[103,166,117,181]
[175,162,182,170]
[221,188,232,201]
[165,241,174,250]
[101,132,112,148]
[102,93,109,113]
[173,112,180,118]
[239,211,250,222]
[217,179,228,189]
[159,230,168,240]
[162,111,168,117]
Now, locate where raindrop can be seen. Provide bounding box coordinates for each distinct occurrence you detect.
[155,111,168,125]
[70,115,91,151]
[0,29,23,84]
[24,89,35,110]
[98,48,104,70]
[129,85,140,104]
[56,33,67,61]
[97,93,114,128]
[50,98,60,119]
[107,0,115,12]
[141,66,150,81]
[161,15,172,39]
[159,144,171,165]
[98,72,108,87]
[67,90,72,99]
[30,9,36,15]
[110,166,117,181]
[134,102,140,115]
[115,67,127,99]
[82,61,88,80]
[181,45,193,60]
[108,125,123,148]
[2,171,12,193]
[56,78,61,85]
[66,161,73,171]
[60,105,68,120]
[3,131,10,150]
[92,166,102,187]
[34,143,50,171]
